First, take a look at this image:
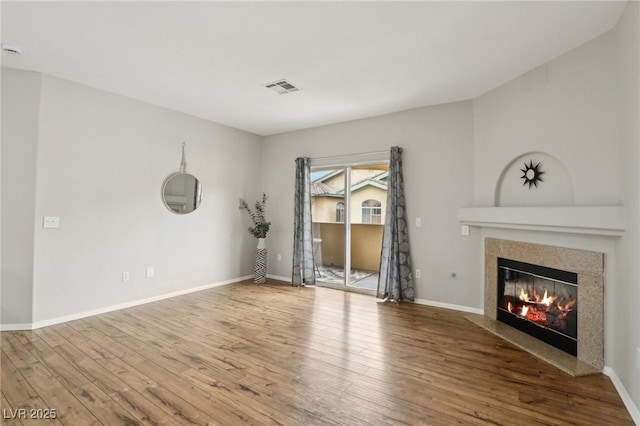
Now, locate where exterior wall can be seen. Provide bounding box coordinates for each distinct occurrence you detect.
[321,169,382,190]
[317,223,345,268]
[349,186,386,224]
[315,223,382,271]
[323,172,344,191]
[311,196,343,223]
[312,186,387,225]
[351,224,383,271]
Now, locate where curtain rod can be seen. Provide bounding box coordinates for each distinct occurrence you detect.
[311,149,389,161]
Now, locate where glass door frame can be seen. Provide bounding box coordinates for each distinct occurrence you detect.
[344,166,352,288]
[311,158,389,295]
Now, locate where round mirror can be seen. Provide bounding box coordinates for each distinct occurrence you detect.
[162,173,202,214]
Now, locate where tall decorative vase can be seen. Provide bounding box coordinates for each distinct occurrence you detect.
[254,238,267,283]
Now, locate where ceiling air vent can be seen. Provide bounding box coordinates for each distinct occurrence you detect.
[264,79,300,95]
[2,44,23,55]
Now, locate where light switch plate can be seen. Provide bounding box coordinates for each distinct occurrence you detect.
[416,218,422,227]
[43,216,60,229]
[146,266,154,278]
[461,225,470,236]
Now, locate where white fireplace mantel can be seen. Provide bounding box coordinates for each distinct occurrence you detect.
[458,206,625,237]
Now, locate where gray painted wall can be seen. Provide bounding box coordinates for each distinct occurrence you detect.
[1,69,41,325]
[473,2,639,408]
[613,0,640,408]
[262,101,482,309]
[473,30,620,207]
[2,72,264,324]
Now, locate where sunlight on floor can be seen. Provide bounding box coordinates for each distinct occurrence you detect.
[316,266,379,292]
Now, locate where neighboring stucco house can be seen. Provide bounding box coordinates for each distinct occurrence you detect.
[311,168,388,224]
[311,168,388,271]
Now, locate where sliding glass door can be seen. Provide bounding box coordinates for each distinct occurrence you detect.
[311,163,388,293]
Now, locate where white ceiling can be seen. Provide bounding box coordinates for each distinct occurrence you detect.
[1,1,626,136]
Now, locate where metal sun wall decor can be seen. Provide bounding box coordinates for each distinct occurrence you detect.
[520,160,545,189]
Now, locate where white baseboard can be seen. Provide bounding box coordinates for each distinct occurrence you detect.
[0,275,252,331]
[266,274,292,283]
[0,323,33,331]
[414,298,484,315]
[603,366,640,425]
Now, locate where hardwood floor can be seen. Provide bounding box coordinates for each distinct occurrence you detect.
[0,280,633,425]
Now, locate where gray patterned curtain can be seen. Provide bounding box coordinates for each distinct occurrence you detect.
[377,147,415,301]
[292,157,315,286]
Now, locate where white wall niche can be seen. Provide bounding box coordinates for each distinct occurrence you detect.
[495,151,574,207]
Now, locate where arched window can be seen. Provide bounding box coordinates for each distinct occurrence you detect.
[336,202,345,223]
[362,199,382,224]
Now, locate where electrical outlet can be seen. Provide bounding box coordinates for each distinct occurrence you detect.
[43,216,60,229]
[415,269,421,279]
[122,272,129,282]
[146,266,154,278]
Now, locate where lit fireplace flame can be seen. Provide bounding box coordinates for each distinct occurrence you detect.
[518,287,558,306]
[540,289,557,307]
[508,287,577,328]
[519,288,530,303]
[557,299,576,311]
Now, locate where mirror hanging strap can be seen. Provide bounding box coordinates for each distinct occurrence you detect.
[180,142,187,173]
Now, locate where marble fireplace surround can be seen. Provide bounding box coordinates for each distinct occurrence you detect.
[468,238,604,376]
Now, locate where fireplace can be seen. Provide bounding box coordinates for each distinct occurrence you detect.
[479,238,604,375]
[497,258,577,356]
